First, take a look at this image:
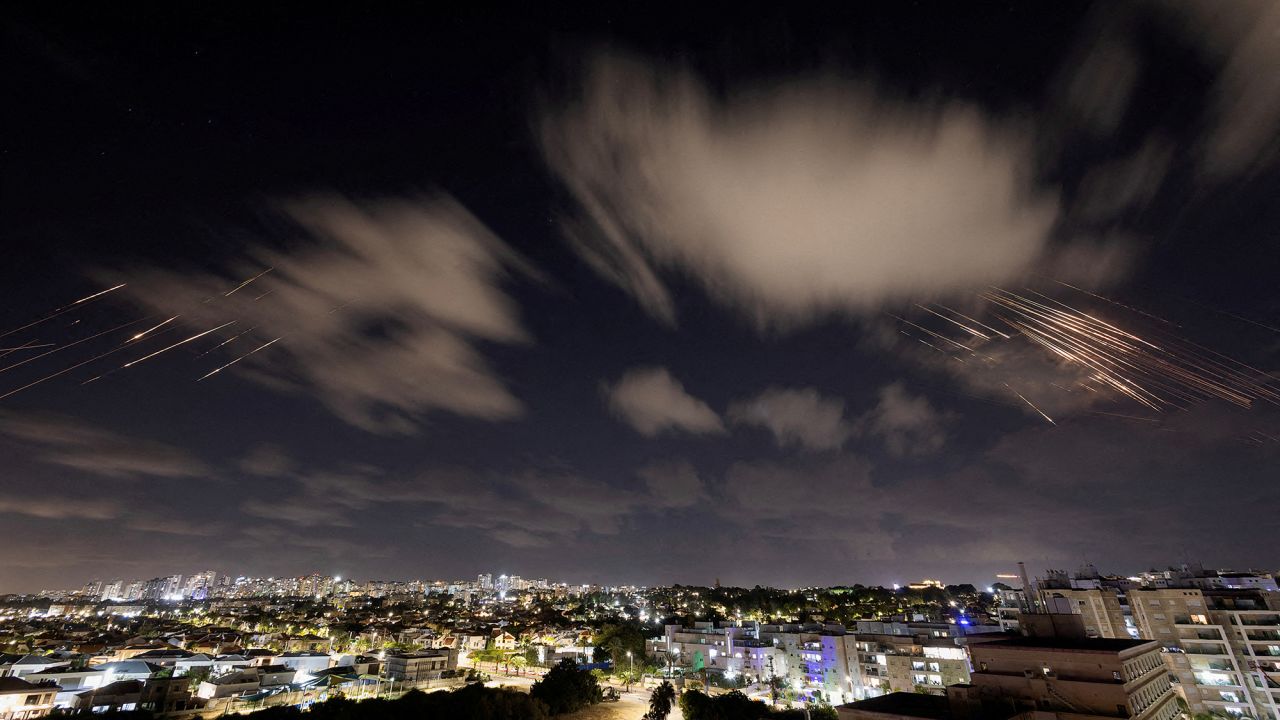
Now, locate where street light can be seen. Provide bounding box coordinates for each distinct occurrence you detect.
[626,650,634,692]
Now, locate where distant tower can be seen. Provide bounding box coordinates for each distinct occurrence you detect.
[714,578,721,589]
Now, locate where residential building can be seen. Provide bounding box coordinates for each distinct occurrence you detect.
[1131,587,1280,720]
[840,631,1176,720]
[383,650,457,683]
[275,651,331,677]
[0,677,59,720]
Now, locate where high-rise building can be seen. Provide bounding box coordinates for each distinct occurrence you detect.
[1131,587,1280,720]
[183,571,217,600]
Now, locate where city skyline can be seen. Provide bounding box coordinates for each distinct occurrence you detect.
[4,3,1279,592]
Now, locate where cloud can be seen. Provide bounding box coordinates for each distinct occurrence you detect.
[636,460,708,508]
[0,495,122,520]
[0,412,207,479]
[240,444,294,477]
[1177,0,1280,177]
[728,387,854,451]
[119,194,537,433]
[859,383,948,456]
[603,366,724,436]
[540,53,1124,329]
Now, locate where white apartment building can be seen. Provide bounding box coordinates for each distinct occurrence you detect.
[1132,588,1280,720]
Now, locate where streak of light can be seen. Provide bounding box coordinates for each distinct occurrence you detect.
[0,284,127,340]
[0,318,151,375]
[224,267,273,297]
[936,304,1011,339]
[0,340,42,360]
[1005,383,1055,425]
[915,304,989,340]
[197,327,257,357]
[197,337,281,381]
[889,314,973,353]
[1049,279,1179,328]
[1085,411,1162,424]
[132,316,179,341]
[122,322,236,368]
[0,343,55,351]
[0,329,173,401]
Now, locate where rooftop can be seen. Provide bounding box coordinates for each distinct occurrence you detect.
[977,636,1153,652]
[839,692,951,720]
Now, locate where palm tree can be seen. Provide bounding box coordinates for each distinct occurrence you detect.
[511,655,528,676]
[647,680,677,720]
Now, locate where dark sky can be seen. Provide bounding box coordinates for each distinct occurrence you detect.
[3,2,1278,592]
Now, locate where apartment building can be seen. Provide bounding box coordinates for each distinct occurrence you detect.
[1131,587,1280,720]
[1038,588,1135,640]
[839,632,1177,720]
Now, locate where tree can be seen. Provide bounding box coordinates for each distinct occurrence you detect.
[184,667,211,692]
[647,681,677,720]
[530,658,603,715]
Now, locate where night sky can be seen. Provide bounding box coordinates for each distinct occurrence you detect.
[3,3,1278,592]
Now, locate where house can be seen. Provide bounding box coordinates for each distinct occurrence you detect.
[0,677,60,720]
[72,680,142,713]
[173,653,214,677]
[1,656,63,679]
[211,654,253,675]
[276,651,331,678]
[284,635,329,653]
[196,671,258,700]
[91,660,161,683]
[243,649,278,666]
[137,676,198,713]
[195,666,294,700]
[491,630,518,650]
[256,665,296,688]
[383,650,457,683]
[128,648,195,670]
[23,666,106,708]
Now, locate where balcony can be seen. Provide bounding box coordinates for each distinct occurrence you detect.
[1184,646,1230,656]
[1193,672,1243,688]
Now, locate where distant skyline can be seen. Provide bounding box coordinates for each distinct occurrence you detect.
[3,3,1278,592]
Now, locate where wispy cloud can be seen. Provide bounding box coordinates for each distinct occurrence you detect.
[0,412,207,479]
[120,195,538,433]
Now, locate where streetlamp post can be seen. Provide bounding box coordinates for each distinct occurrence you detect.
[626,650,633,692]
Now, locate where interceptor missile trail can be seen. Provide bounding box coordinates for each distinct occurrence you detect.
[0,318,149,375]
[122,322,237,368]
[1006,384,1055,425]
[197,336,281,381]
[0,284,127,340]
[224,267,273,297]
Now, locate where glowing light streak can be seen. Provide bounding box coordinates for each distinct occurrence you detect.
[224,267,273,296]
[0,284,127,340]
[197,337,281,381]
[0,318,149,375]
[123,322,236,368]
[1005,384,1055,425]
[132,316,179,341]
